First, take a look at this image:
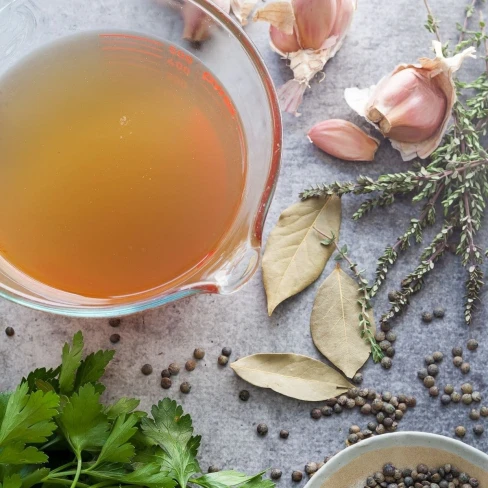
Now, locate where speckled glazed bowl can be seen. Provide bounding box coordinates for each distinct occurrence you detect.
[306,432,488,488]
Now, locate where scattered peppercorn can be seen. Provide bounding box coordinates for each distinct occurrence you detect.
[280,429,289,439]
[375,331,386,342]
[333,404,342,414]
[462,394,473,405]
[161,377,172,389]
[257,423,268,436]
[379,340,392,351]
[425,355,435,365]
[321,405,333,416]
[376,424,386,435]
[141,364,153,375]
[353,373,363,384]
[386,347,396,358]
[432,351,444,362]
[349,425,361,434]
[347,433,358,444]
[221,347,232,357]
[380,321,392,332]
[423,376,435,388]
[218,355,229,366]
[388,291,398,302]
[406,396,417,408]
[451,392,462,403]
[417,368,428,380]
[109,333,120,344]
[239,390,250,402]
[185,360,196,372]
[480,406,488,417]
[383,464,396,477]
[270,469,282,480]
[441,395,451,405]
[345,398,356,409]
[452,346,463,357]
[367,421,377,431]
[180,382,191,394]
[386,331,397,342]
[422,312,433,323]
[473,424,485,436]
[427,364,439,376]
[429,386,440,397]
[311,408,322,420]
[208,466,220,473]
[455,426,466,438]
[461,362,471,374]
[469,409,480,420]
[453,356,463,367]
[361,404,372,415]
[109,318,121,327]
[444,384,454,395]
[5,327,14,337]
[381,357,392,370]
[291,471,303,482]
[348,388,360,398]
[467,339,478,351]
[472,391,482,402]
[305,462,318,475]
[168,363,180,375]
[433,307,445,318]
[161,369,171,378]
[355,397,366,407]
[461,383,473,394]
[193,348,205,359]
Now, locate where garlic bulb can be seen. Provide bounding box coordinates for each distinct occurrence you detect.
[308,119,379,161]
[253,0,356,115]
[181,0,231,42]
[345,41,476,161]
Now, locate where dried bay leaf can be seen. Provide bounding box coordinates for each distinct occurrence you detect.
[230,353,352,401]
[262,196,341,315]
[311,266,371,378]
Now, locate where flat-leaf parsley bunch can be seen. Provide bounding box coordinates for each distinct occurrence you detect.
[0,332,272,488]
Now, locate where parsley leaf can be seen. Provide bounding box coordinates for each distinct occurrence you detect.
[58,331,84,395]
[74,350,115,391]
[191,471,266,488]
[22,369,60,394]
[0,443,48,465]
[57,384,109,456]
[141,399,201,488]
[104,398,140,419]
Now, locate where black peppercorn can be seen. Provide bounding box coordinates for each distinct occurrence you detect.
[386,347,396,358]
[386,331,397,342]
[429,386,440,397]
[453,356,463,367]
[361,404,372,415]
[193,348,205,359]
[5,327,14,337]
[185,360,196,372]
[239,390,250,401]
[462,382,474,394]
[348,388,360,398]
[109,318,121,327]
[433,307,445,318]
[444,384,454,394]
[380,340,392,351]
[376,412,385,423]
[480,406,488,417]
[427,364,439,376]
[347,433,358,445]
[141,364,153,375]
[311,408,322,420]
[280,429,289,439]
[345,398,356,409]
[417,368,428,380]
[110,333,120,344]
[257,423,268,436]
[180,382,191,394]
[367,421,377,431]
[221,347,232,357]
[422,312,433,323]
[462,394,473,405]
[461,362,471,374]
[218,355,229,366]
[452,346,463,357]
[333,404,342,414]
[362,429,373,438]
[467,339,478,351]
[380,321,392,332]
[305,462,318,475]
[455,426,466,437]
[388,291,398,302]
[469,409,480,420]
[423,376,435,388]
[270,469,282,480]
[384,403,396,415]
[424,355,435,365]
[441,395,451,405]
[161,377,172,389]
[381,357,392,370]
[472,391,482,402]
[321,405,333,416]
[398,402,407,412]
[161,369,171,378]
[383,464,396,477]
[433,351,444,362]
[375,331,386,342]
[168,363,180,375]
[473,425,484,436]
[353,373,363,384]
[355,396,366,407]
[291,471,303,482]
[451,392,461,403]
[383,418,393,428]
[208,466,220,473]
[376,424,386,435]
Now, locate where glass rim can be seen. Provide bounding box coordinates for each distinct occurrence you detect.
[0,0,283,317]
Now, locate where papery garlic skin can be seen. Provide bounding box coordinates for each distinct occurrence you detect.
[345,41,476,161]
[308,119,379,161]
[182,0,231,42]
[255,0,356,115]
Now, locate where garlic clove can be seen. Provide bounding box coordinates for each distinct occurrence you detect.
[293,0,337,50]
[330,0,355,39]
[269,25,301,53]
[253,1,296,35]
[308,119,379,161]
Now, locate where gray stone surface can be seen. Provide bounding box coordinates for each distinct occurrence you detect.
[1,0,488,486]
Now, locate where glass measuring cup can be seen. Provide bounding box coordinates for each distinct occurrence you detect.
[0,0,282,317]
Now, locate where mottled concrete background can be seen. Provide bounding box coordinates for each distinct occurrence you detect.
[1,0,488,486]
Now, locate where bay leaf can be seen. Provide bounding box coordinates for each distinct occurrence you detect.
[230,353,352,401]
[311,266,371,378]
[262,196,341,315]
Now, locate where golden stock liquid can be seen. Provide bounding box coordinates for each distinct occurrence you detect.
[0,32,246,297]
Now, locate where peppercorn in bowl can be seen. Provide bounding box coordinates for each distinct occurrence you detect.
[305,432,488,488]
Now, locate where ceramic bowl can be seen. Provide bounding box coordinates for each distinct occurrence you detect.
[306,432,488,488]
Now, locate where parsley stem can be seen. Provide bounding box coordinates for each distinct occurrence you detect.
[70,457,83,488]
[50,462,77,474]
[46,479,90,488]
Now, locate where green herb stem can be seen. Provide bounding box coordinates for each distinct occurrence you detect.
[70,457,83,488]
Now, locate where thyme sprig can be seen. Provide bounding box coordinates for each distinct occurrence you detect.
[301,0,488,328]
